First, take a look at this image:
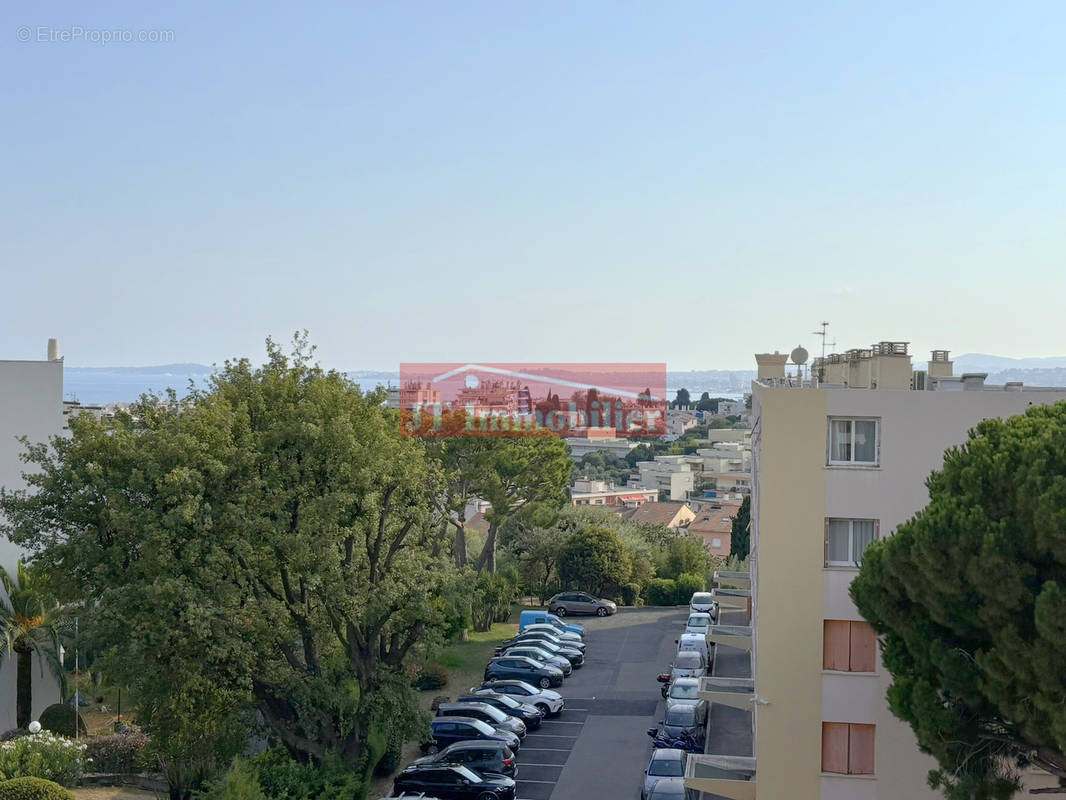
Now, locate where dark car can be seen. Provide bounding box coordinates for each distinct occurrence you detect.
[422,717,521,755]
[472,680,564,717]
[548,591,617,617]
[484,656,564,688]
[495,645,572,676]
[456,693,543,730]
[495,636,585,665]
[661,702,707,744]
[393,763,517,800]
[504,630,586,655]
[411,740,518,778]
[436,702,526,738]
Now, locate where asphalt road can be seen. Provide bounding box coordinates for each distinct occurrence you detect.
[514,606,688,800]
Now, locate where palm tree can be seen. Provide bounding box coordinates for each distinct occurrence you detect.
[0,560,67,729]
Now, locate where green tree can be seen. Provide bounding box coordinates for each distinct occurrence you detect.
[0,337,461,796]
[663,535,711,581]
[0,561,67,729]
[850,402,1066,799]
[557,527,631,598]
[730,495,750,560]
[672,388,691,409]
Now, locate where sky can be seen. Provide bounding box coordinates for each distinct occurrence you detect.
[2,1,1065,370]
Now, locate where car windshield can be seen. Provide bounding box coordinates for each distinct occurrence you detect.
[692,593,713,604]
[670,684,699,699]
[548,619,566,631]
[675,653,703,669]
[470,719,495,735]
[473,705,506,722]
[665,707,696,725]
[490,693,520,709]
[687,616,709,628]
[453,765,482,782]
[649,757,684,776]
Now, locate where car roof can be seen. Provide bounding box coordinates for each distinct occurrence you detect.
[671,676,700,685]
[441,739,507,751]
[650,748,686,761]
[431,715,486,726]
[439,701,494,711]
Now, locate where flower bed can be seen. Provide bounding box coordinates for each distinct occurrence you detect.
[0,733,88,786]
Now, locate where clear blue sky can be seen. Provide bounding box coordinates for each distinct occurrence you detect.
[3,1,1064,370]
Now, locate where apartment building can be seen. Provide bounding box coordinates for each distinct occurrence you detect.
[0,340,66,731]
[686,343,1064,800]
[568,478,658,508]
[632,455,695,500]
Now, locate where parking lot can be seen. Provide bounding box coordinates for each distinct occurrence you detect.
[512,606,688,800]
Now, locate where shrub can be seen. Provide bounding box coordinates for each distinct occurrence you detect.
[373,726,403,778]
[413,663,448,690]
[0,733,26,744]
[619,582,642,606]
[36,707,84,739]
[0,732,87,786]
[644,578,678,606]
[84,733,149,774]
[676,572,705,602]
[250,749,361,800]
[0,777,74,800]
[205,759,264,800]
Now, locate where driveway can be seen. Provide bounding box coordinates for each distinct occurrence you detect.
[515,606,687,800]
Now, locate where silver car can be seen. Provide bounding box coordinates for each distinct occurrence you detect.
[548,591,617,617]
[642,748,686,800]
[669,650,707,681]
[665,677,702,707]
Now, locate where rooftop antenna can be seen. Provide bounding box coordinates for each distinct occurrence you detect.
[811,322,836,381]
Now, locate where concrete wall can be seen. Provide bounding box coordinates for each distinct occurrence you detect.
[751,384,827,800]
[0,358,65,731]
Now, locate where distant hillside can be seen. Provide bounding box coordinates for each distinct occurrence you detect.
[954,353,1066,372]
[983,368,1066,388]
[67,363,215,375]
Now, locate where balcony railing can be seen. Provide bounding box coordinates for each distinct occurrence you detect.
[711,588,751,610]
[684,755,756,800]
[708,623,752,651]
[699,675,755,709]
[714,569,751,589]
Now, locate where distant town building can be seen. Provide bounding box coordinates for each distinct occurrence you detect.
[386,381,441,410]
[620,500,695,529]
[631,455,695,500]
[564,427,639,461]
[569,478,657,508]
[687,502,740,556]
[716,399,743,416]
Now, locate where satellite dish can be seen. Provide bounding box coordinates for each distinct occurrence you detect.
[791,346,809,365]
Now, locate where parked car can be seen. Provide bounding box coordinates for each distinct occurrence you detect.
[494,645,572,676]
[684,612,712,637]
[646,776,699,800]
[642,748,686,800]
[661,702,707,744]
[422,717,521,755]
[518,609,585,636]
[688,591,718,619]
[496,636,584,665]
[392,763,517,800]
[456,692,543,730]
[668,650,708,681]
[520,623,584,645]
[473,680,564,717]
[665,677,702,707]
[436,702,526,738]
[548,591,617,617]
[506,630,585,653]
[675,632,711,662]
[484,656,564,688]
[411,740,518,778]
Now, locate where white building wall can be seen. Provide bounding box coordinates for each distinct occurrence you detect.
[822,386,1066,800]
[0,357,65,731]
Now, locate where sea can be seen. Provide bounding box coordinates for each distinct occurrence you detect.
[63,367,748,406]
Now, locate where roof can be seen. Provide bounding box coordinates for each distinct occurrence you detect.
[688,503,740,535]
[620,501,693,527]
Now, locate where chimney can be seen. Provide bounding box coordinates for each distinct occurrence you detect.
[927,350,952,379]
[961,373,987,391]
[754,352,789,381]
[47,338,61,361]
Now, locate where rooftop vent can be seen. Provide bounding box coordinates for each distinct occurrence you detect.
[961,373,987,391]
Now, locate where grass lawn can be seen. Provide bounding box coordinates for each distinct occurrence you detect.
[71,789,159,800]
[367,613,521,798]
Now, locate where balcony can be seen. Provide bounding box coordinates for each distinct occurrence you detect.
[713,569,750,590]
[711,588,751,611]
[707,623,752,652]
[685,755,756,800]
[699,675,754,709]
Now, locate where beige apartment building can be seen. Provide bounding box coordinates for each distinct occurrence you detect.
[686,343,1064,800]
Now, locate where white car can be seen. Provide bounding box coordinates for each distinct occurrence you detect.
[684,612,712,637]
[676,632,712,662]
[473,679,565,717]
[689,591,718,619]
[522,623,583,644]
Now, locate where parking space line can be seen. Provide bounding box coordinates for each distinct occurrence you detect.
[520,747,570,751]
[523,734,577,738]
[516,779,557,784]
[519,763,564,768]
[539,720,583,725]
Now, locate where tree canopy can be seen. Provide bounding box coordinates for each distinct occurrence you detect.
[851,402,1066,799]
[730,495,750,560]
[557,526,631,598]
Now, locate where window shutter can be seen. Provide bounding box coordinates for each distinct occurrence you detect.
[848,724,876,774]
[823,620,851,670]
[824,518,830,567]
[821,722,849,774]
[849,622,877,672]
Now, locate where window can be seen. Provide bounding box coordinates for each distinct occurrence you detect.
[826,519,878,566]
[828,418,879,465]
[822,722,875,775]
[823,621,877,672]
[711,537,722,548]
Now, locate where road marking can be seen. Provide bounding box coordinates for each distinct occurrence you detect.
[516,779,557,784]
[539,720,584,725]
[520,747,571,752]
[562,706,589,711]
[517,762,565,768]
[524,734,577,738]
